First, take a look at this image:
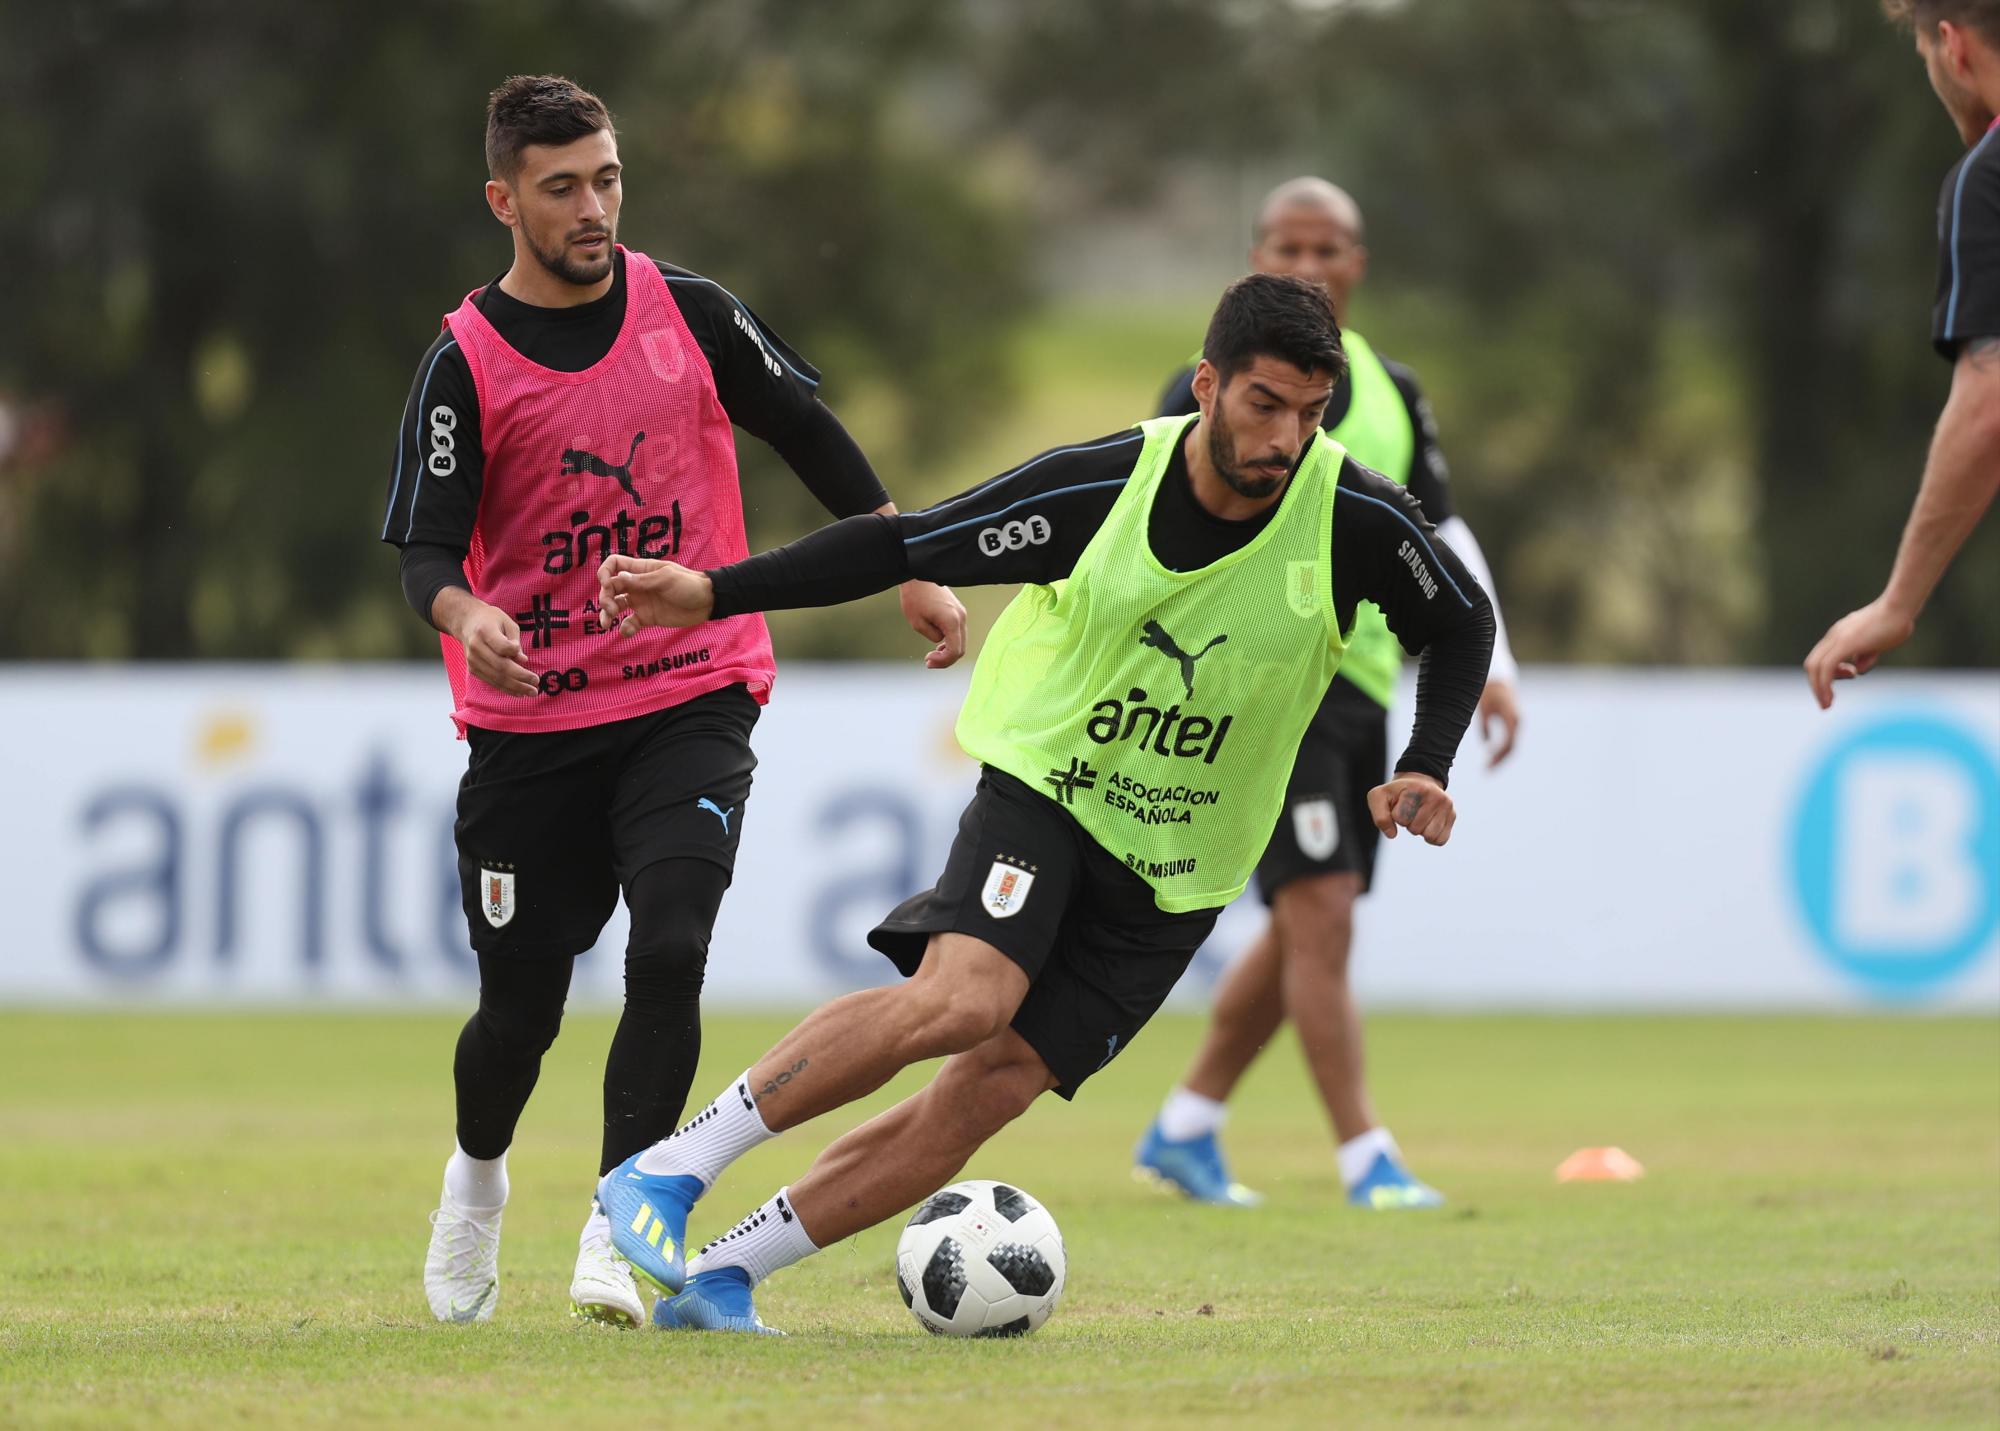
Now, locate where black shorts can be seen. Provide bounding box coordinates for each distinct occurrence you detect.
[1254,676,1389,902]
[869,767,1219,1100]
[454,684,759,956]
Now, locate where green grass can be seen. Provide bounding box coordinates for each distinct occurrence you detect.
[1,1013,1995,1428]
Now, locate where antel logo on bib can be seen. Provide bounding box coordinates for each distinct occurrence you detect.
[1789,712,1999,999]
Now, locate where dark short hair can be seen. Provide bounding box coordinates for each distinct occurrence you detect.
[1883,0,2000,47]
[1201,273,1346,387]
[485,75,615,182]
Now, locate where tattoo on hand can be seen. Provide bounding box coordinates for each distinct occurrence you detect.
[1396,792,1424,824]
[752,1057,808,1104]
[1965,335,2000,371]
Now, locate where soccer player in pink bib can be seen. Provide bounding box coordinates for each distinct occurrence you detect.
[382,75,964,1326]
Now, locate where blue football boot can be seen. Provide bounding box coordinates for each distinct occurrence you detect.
[651,1265,784,1336]
[596,1158,703,1297]
[1346,1150,1446,1209]
[1133,1120,1263,1207]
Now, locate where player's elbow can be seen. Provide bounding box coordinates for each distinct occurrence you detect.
[1945,351,2000,452]
[1408,597,1494,666]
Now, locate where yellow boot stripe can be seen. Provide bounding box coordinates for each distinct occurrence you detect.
[646,1218,666,1250]
[630,1202,653,1235]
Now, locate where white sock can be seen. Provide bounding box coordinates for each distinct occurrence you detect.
[443,1143,507,1211]
[1337,1127,1401,1190]
[693,1188,820,1287]
[1157,1087,1228,1143]
[579,1202,611,1248]
[632,1070,775,1188]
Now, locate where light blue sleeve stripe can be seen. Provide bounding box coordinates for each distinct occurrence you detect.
[904,477,1131,545]
[1334,484,1475,608]
[1943,127,2000,340]
[396,339,460,543]
[907,432,1146,520]
[379,373,422,541]
[660,274,820,389]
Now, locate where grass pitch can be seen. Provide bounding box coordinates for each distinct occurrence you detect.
[1,1011,1995,1428]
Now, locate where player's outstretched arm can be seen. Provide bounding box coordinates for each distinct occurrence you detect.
[596,507,926,637]
[1804,337,2000,708]
[600,431,1138,639]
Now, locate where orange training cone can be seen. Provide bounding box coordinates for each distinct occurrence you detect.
[1555,1146,1645,1182]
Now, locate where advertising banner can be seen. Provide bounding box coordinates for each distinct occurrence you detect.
[1,665,1993,1010]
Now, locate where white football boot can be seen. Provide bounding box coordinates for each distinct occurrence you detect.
[571,1203,646,1327]
[425,1191,503,1323]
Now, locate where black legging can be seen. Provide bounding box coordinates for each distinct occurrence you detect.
[453,857,729,1175]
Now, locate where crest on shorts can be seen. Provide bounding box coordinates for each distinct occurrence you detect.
[980,860,1035,920]
[1292,799,1339,861]
[480,867,516,929]
[1287,560,1321,619]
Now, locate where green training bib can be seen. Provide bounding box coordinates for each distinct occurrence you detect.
[956,415,1348,912]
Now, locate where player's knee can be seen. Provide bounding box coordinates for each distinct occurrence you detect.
[979,1059,1049,1127]
[934,1040,1049,1138]
[903,938,1025,1053]
[475,995,565,1058]
[1275,876,1359,970]
[906,980,1013,1055]
[623,922,709,1005]
[955,1072,1041,1144]
[624,855,728,999]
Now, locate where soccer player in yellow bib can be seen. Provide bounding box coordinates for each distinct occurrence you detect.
[1137,179,1520,1210]
[584,274,1494,1333]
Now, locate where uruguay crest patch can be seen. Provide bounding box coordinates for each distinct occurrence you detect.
[481,867,517,929]
[980,860,1035,920]
[1292,799,1339,861]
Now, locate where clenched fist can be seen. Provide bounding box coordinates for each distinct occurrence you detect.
[1367,772,1456,847]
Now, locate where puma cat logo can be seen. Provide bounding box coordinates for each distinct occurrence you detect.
[561,432,646,505]
[1138,619,1227,700]
[697,797,735,835]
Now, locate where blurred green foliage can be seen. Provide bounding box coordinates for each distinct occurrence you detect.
[1,0,1993,668]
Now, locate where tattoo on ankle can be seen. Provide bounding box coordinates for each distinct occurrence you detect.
[753,1057,809,1104]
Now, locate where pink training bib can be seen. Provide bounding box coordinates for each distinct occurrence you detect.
[440,248,775,735]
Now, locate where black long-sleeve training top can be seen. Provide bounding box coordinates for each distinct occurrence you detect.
[708,422,1495,785]
[383,248,889,625]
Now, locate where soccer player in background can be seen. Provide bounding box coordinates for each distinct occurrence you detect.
[1135,179,1520,1210]
[380,75,964,1326]
[591,273,1495,1333]
[1806,1,2000,705]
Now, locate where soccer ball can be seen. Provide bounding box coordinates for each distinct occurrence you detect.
[895,1179,1066,1337]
